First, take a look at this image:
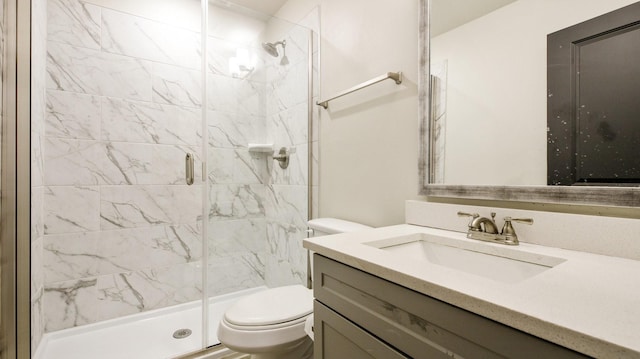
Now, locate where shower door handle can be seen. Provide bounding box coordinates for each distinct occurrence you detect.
[185,153,194,185]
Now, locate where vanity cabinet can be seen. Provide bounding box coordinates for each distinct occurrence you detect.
[313,254,588,359]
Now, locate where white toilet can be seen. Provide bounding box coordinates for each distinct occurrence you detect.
[217,218,372,359]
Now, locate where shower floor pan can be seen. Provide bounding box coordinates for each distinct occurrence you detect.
[34,286,266,359]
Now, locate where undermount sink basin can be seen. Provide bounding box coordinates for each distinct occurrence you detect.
[365,233,566,284]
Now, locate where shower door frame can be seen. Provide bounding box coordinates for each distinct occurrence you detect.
[1,0,32,357]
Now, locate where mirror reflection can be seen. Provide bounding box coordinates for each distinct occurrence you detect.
[429,0,639,186]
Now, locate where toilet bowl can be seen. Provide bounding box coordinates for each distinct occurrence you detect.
[218,285,314,359]
[217,218,372,358]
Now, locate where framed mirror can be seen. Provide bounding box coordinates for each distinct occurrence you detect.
[420,0,640,207]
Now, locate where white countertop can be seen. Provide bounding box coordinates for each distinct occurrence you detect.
[303,224,640,358]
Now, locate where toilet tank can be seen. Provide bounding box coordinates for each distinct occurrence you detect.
[307,218,372,237]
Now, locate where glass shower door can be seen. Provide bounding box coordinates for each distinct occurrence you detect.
[31,0,208,357]
[204,2,313,346]
[28,0,316,355]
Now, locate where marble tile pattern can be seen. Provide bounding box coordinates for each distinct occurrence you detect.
[310,28,320,220]
[42,0,205,333]
[32,0,48,352]
[40,0,317,334]
[206,33,269,295]
[205,23,315,294]
[263,26,313,288]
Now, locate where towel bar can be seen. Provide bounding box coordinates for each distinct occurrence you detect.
[316,71,403,109]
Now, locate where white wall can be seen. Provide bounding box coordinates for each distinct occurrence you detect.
[276,0,640,227]
[432,0,638,185]
[277,0,426,227]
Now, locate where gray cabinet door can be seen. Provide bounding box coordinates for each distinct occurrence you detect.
[314,301,409,359]
[314,254,589,359]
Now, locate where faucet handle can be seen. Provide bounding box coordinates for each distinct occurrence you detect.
[508,217,534,225]
[457,212,479,218]
[458,212,479,228]
[501,217,533,244]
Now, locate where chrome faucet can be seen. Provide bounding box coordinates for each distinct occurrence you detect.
[469,212,499,234]
[457,212,533,245]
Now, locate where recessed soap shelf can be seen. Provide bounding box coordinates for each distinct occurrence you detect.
[248,143,274,153]
[247,144,293,169]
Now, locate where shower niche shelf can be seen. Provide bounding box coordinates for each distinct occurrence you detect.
[248,143,274,153]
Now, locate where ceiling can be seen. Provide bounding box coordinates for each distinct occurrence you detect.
[223,0,290,15]
[217,0,515,26]
[431,0,516,37]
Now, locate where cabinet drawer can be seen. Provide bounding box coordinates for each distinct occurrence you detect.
[314,301,408,359]
[313,254,588,359]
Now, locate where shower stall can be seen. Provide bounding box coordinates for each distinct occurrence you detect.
[0,0,319,357]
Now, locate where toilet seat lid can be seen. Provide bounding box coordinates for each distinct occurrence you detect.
[224,285,313,326]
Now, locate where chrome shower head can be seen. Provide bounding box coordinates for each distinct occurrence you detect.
[261,42,280,57]
[262,40,288,65]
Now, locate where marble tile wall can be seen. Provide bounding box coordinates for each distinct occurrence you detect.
[32,0,47,351]
[41,0,205,332]
[263,23,316,288]
[206,34,269,297]
[205,19,317,294]
[38,0,317,335]
[301,7,321,225]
